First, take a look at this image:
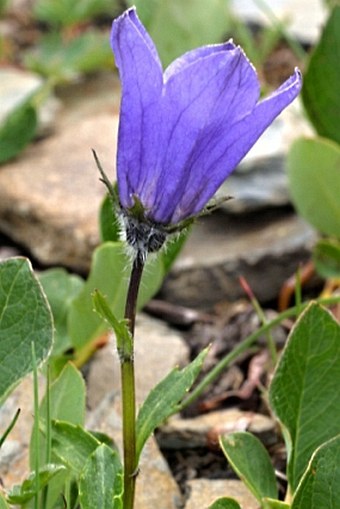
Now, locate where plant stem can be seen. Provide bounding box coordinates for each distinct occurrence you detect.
[31,342,40,509]
[0,408,20,448]
[121,253,145,509]
[179,295,340,411]
[41,365,51,509]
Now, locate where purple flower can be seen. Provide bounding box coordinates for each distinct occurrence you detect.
[110,7,301,247]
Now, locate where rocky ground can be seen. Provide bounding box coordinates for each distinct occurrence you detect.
[0,2,328,507]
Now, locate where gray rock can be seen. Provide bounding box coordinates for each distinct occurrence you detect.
[0,113,116,271]
[185,479,258,509]
[162,210,317,308]
[231,0,327,43]
[218,155,289,214]
[0,68,60,137]
[157,409,275,450]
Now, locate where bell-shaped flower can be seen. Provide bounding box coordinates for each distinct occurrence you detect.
[110,7,301,238]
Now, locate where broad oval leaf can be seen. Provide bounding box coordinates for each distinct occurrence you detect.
[269,303,340,491]
[287,137,340,237]
[0,257,53,402]
[302,6,340,143]
[209,498,241,509]
[220,432,278,502]
[292,435,340,509]
[79,444,123,509]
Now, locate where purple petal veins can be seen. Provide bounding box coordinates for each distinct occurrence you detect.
[111,7,302,226]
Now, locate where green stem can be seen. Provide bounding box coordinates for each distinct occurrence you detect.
[41,365,51,509]
[252,296,278,365]
[31,342,40,509]
[0,408,20,449]
[121,253,145,509]
[179,296,340,411]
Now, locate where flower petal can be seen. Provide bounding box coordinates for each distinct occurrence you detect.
[146,45,261,223]
[170,68,303,223]
[111,8,163,209]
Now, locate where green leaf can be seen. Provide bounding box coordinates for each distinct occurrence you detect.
[313,238,340,278]
[92,290,131,353]
[51,421,100,476]
[0,257,53,402]
[7,464,65,504]
[68,242,164,352]
[262,500,290,509]
[0,492,9,509]
[79,444,123,509]
[33,0,114,27]
[39,268,84,356]
[220,432,278,502]
[302,6,340,143]
[292,435,340,509]
[269,303,340,491]
[41,363,85,425]
[0,102,37,163]
[30,362,86,468]
[24,30,113,83]
[136,348,208,461]
[99,194,120,243]
[209,498,241,509]
[132,0,232,67]
[287,137,340,237]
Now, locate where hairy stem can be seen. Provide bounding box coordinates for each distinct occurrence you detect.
[121,253,144,509]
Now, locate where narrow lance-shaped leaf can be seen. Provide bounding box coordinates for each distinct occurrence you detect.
[92,290,131,354]
[136,348,208,461]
